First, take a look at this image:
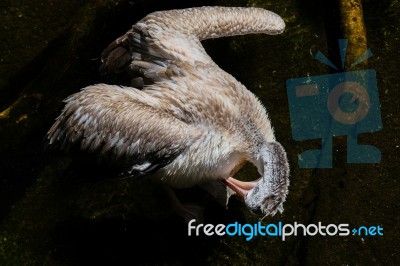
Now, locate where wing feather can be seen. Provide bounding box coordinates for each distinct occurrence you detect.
[47,84,192,174]
[100,7,285,86]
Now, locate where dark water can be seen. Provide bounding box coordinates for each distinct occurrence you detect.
[0,0,398,265]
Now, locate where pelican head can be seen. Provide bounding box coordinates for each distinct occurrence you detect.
[225,141,289,217]
[246,142,290,217]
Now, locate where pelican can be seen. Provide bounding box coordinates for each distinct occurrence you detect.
[46,6,290,217]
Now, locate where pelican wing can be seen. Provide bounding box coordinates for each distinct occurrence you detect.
[47,84,192,176]
[100,7,285,86]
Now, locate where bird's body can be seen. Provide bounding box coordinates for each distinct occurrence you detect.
[47,6,289,217]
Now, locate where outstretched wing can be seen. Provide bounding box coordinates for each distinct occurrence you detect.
[100,6,285,86]
[46,84,192,176]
